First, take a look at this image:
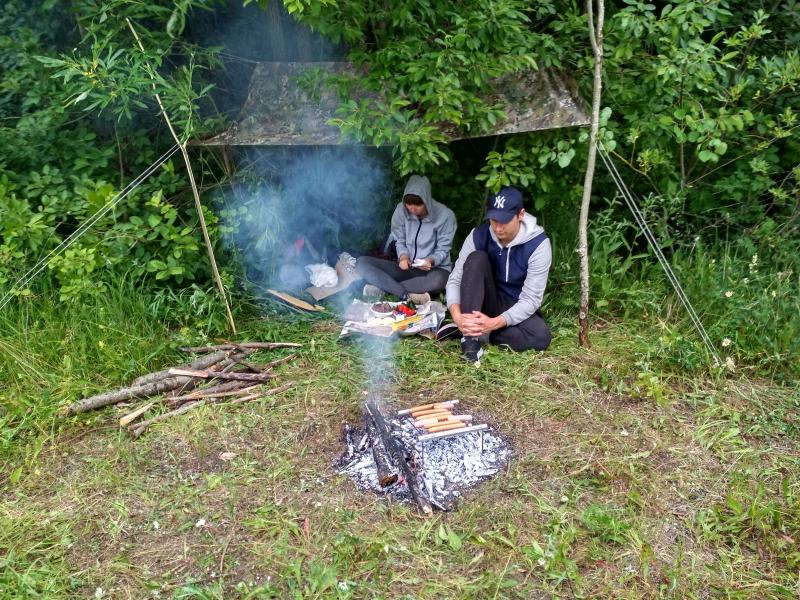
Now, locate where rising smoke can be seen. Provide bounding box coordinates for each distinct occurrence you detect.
[219,146,394,295]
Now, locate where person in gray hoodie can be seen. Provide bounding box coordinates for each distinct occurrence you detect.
[356,175,456,304]
[441,186,551,362]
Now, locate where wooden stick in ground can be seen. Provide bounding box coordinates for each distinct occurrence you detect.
[179,342,301,353]
[129,351,231,387]
[129,401,205,439]
[365,396,432,515]
[168,368,273,382]
[126,18,236,334]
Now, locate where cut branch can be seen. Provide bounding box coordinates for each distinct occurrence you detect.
[167,368,273,382]
[130,351,230,387]
[62,374,205,417]
[129,401,205,439]
[179,342,301,353]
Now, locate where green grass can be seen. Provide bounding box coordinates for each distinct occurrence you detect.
[1,287,799,598]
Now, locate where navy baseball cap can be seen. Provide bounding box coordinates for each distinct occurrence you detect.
[486,186,524,223]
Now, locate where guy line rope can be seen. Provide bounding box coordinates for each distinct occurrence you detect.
[597,141,722,367]
[0,143,180,312]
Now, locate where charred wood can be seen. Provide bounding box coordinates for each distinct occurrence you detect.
[364,412,398,487]
[365,397,432,515]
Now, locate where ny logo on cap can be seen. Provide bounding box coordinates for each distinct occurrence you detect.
[493,195,507,209]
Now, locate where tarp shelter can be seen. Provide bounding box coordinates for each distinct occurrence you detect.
[194,62,590,302]
[197,62,590,146]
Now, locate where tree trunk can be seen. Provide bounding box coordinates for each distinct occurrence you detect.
[578,0,605,348]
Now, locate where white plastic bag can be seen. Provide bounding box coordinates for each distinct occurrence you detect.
[305,263,338,288]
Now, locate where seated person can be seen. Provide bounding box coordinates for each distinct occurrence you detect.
[440,186,552,362]
[356,174,457,304]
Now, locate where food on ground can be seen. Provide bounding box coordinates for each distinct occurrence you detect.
[371,302,393,314]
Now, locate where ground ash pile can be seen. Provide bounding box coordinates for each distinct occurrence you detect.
[337,409,511,511]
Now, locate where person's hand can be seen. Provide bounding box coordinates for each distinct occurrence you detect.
[460,311,505,336]
[398,256,411,270]
[416,257,433,271]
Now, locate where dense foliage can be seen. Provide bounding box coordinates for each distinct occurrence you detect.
[0,0,224,301]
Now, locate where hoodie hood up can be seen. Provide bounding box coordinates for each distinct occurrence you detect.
[402,175,434,219]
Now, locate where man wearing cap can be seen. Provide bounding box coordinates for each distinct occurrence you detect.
[440,186,552,362]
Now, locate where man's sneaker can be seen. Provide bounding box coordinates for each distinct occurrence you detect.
[362,284,383,298]
[406,292,431,305]
[460,336,484,364]
[436,322,462,342]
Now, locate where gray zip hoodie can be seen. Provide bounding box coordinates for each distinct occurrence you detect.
[446,213,551,326]
[391,175,457,271]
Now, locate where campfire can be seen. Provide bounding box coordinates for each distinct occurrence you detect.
[339,395,511,512]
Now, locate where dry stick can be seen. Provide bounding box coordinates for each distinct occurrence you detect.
[131,382,293,437]
[129,400,205,439]
[169,384,260,403]
[228,382,293,405]
[119,402,155,427]
[126,18,236,334]
[168,368,273,382]
[130,350,231,387]
[179,342,302,353]
[261,352,299,370]
[166,380,253,407]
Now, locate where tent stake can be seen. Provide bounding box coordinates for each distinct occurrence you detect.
[126,18,236,333]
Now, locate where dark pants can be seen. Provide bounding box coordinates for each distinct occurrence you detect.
[356,256,449,298]
[460,251,551,351]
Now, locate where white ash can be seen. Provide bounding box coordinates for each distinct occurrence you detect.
[337,413,511,510]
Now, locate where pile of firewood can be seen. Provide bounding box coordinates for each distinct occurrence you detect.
[60,342,301,438]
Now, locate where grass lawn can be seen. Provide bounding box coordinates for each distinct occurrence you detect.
[1,308,799,599]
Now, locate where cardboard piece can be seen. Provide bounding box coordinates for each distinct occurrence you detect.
[306,255,362,301]
[266,289,325,312]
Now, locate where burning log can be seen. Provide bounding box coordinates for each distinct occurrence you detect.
[365,397,432,515]
[364,411,398,487]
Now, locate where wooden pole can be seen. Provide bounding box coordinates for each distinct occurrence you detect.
[126,18,236,333]
[577,0,605,348]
